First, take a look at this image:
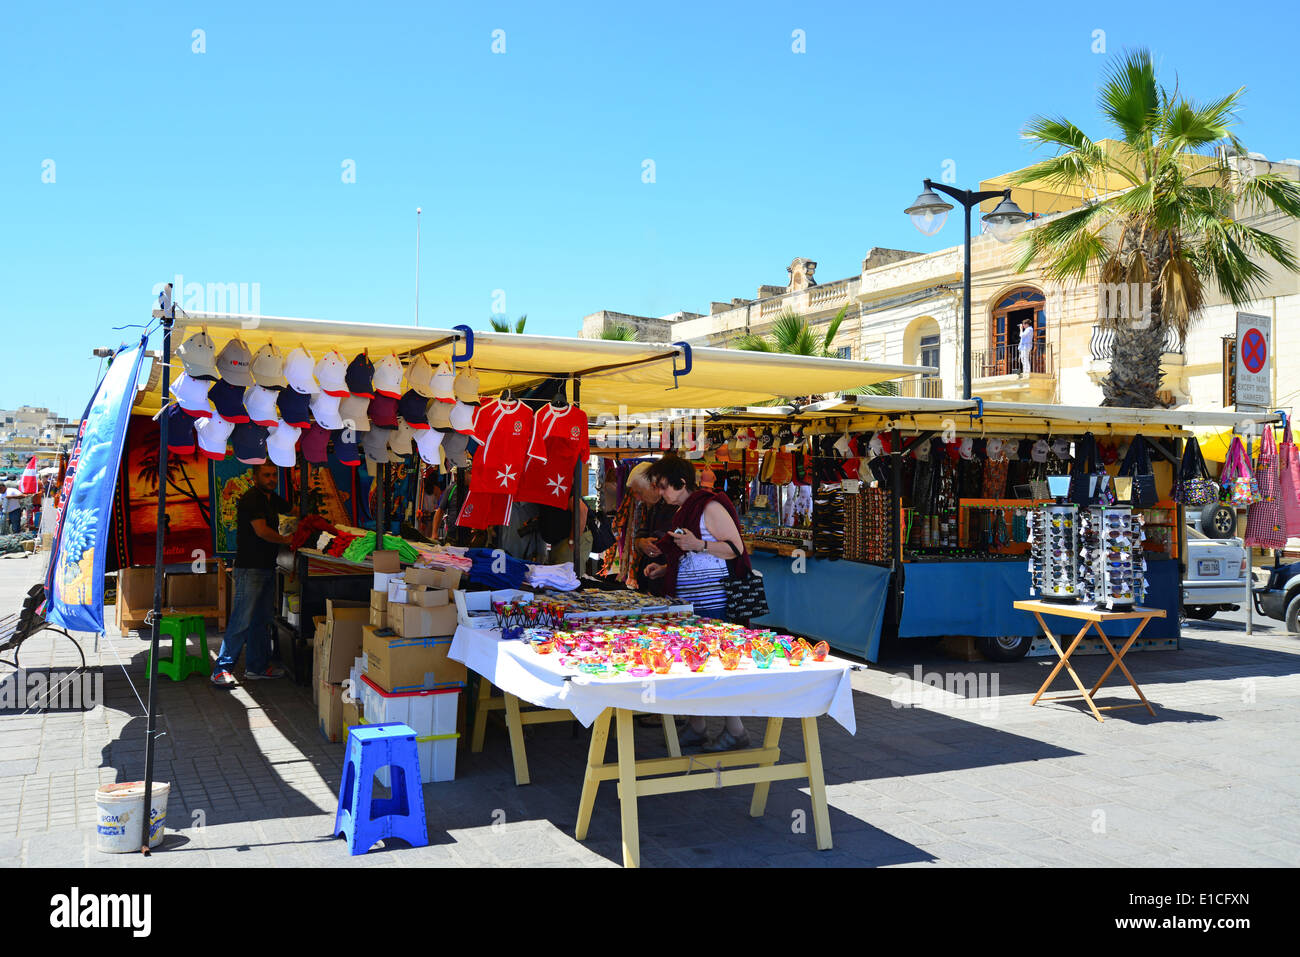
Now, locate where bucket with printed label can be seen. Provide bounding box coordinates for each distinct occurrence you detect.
[95,781,169,853]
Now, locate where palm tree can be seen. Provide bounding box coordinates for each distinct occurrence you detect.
[488,314,527,334]
[1010,48,1300,407]
[735,306,896,401]
[600,322,639,341]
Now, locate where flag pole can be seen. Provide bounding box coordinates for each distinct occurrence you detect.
[140,284,173,856]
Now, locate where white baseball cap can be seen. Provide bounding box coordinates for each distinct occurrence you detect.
[453,366,480,403]
[314,350,350,397]
[432,362,456,402]
[169,372,213,417]
[407,355,436,398]
[309,392,345,429]
[833,433,853,458]
[339,395,371,432]
[250,343,290,388]
[415,428,444,465]
[959,437,974,460]
[1032,439,1050,462]
[987,437,1006,460]
[177,331,219,380]
[195,411,235,460]
[390,418,415,455]
[284,347,320,395]
[244,385,280,426]
[449,400,476,434]
[267,419,302,467]
[1052,438,1073,460]
[372,354,404,398]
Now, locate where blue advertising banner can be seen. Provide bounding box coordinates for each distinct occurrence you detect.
[45,337,148,634]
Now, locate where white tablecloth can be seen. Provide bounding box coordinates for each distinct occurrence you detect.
[449,625,858,734]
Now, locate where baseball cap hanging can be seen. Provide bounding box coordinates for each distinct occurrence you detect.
[251,343,290,388]
[398,390,430,429]
[209,380,250,423]
[415,428,445,466]
[449,400,476,434]
[406,355,436,398]
[169,372,213,418]
[283,347,320,395]
[431,362,456,402]
[165,404,197,455]
[368,393,399,427]
[309,392,345,429]
[266,420,302,467]
[231,423,270,465]
[372,354,404,398]
[441,430,471,467]
[244,384,280,427]
[314,351,350,397]
[301,423,331,464]
[177,330,219,380]
[338,395,371,432]
[332,429,360,467]
[428,399,453,430]
[195,411,235,460]
[277,388,311,428]
[390,418,415,455]
[216,339,255,387]
[345,353,375,398]
[363,427,397,464]
[453,366,479,403]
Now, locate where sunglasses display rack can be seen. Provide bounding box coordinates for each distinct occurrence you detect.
[1081,506,1149,611]
[1027,504,1081,602]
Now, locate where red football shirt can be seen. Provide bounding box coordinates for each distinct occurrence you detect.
[468,398,534,494]
[516,404,590,506]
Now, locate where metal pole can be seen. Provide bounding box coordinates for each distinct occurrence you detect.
[1246,525,1253,635]
[140,302,172,855]
[415,207,422,327]
[962,202,973,401]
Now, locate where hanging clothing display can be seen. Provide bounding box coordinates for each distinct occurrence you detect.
[456,396,535,530]
[516,403,589,507]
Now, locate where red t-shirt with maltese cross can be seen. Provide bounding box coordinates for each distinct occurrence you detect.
[468,398,535,494]
[516,404,590,506]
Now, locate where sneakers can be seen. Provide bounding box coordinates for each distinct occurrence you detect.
[243,664,287,681]
[677,723,709,749]
[702,728,752,753]
[211,670,237,688]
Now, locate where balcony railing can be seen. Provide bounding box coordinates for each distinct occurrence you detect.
[896,377,945,398]
[807,281,849,308]
[972,343,1055,378]
[1090,325,1185,360]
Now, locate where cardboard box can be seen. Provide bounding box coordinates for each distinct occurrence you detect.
[405,586,449,607]
[311,615,327,706]
[369,608,388,628]
[318,682,345,742]
[387,579,409,604]
[341,698,364,738]
[374,572,398,593]
[372,550,401,573]
[369,589,389,612]
[405,566,463,590]
[363,626,466,692]
[454,588,534,628]
[321,600,369,684]
[388,601,459,639]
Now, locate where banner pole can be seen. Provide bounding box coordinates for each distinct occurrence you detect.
[140,297,173,855]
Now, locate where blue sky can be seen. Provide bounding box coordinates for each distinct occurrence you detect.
[3,0,1297,418]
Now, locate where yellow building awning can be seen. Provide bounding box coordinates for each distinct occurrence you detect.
[132,311,934,416]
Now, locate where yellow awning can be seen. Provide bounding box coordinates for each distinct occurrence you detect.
[132,311,933,416]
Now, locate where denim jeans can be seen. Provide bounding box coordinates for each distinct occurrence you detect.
[215,568,276,674]
[6,511,19,534]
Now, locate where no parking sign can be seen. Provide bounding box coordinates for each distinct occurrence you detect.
[1235,312,1272,412]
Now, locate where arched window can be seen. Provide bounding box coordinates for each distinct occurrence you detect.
[989,287,1046,375]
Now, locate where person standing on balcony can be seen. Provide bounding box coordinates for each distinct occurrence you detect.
[1018,317,1035,377]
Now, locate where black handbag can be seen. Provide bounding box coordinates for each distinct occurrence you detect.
[1067,432,1100,506]
[1119,435,1159,508]
[724,571,769,622]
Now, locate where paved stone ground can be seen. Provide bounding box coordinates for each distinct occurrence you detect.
[2,550,1299,868]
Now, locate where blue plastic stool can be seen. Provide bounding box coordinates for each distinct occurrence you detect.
[334,722,428,855]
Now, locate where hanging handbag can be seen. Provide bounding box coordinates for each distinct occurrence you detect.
[1245,426,1287,548]
[1278,420,1300,537]
[1067,432,1099,506]
[1174,436,1219,506]
[724,569,769,621]
[1222,436,1261,506]
[1118,435,1159,508]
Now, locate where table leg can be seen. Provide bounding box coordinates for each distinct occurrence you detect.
[574,708,611,841]
[1090,619,1157,717]
[502,692,530,786]
[615,708,640,868]
[470,676,492,753]
[661,714,680,758]
[749,717,785,817]
[801,716,832,851]
[1028,614,1091,705]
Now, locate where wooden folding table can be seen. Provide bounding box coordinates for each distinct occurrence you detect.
[1013,600,1165,723]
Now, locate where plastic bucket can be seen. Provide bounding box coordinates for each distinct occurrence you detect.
[95,782,169,853]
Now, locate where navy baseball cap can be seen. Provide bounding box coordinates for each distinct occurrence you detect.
[277,388,312,428]
[369,393,399,427]
[231,423,270,464]
[165,404,196,455]
[332,428,360,466]
[209,380,250,423]
[302,423,331,464]
[346,353,375,398]
[397,389,430,429]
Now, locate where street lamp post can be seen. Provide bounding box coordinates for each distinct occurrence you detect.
[905,180,1029,399]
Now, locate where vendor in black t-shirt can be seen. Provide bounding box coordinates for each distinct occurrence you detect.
[212,464,293,688]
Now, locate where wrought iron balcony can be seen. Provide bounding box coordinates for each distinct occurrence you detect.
[1090,325,1185,360]
[972,343,1054,379]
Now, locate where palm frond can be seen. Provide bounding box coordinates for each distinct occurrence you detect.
[600,322,639,341]
[821,305,849,354]
[1157,256,1205,337]
[1097,49,1160,147]
[1236,171,1300,220]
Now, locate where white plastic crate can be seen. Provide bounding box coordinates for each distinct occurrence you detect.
[359,675,459,738]
[418,733,459,783]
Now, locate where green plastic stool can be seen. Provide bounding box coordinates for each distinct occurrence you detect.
[148,614,211,681]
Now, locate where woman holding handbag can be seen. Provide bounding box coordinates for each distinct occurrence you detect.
[643,454,757,753]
